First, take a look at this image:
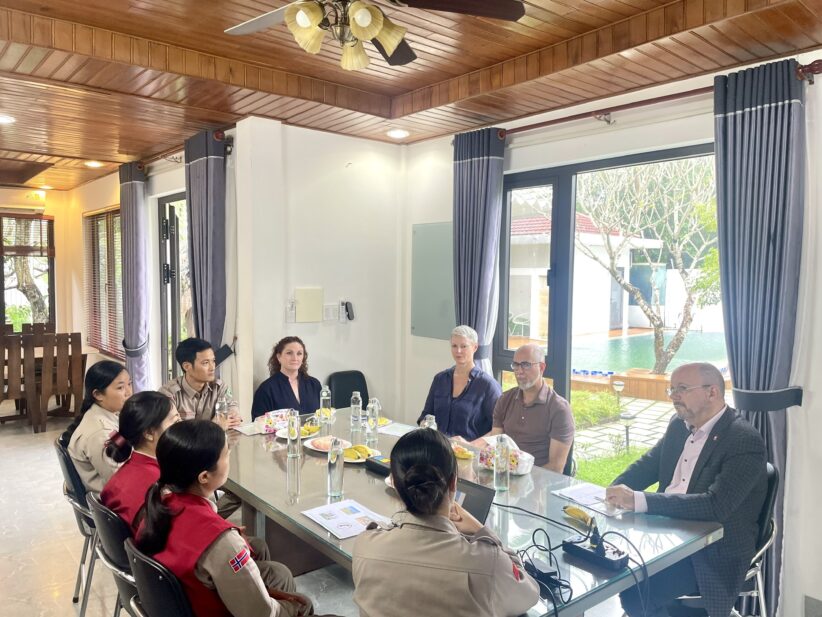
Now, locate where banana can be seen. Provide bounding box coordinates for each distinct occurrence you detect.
[353,445,372,458]
[562,504,594,528]
[343,447,363,460]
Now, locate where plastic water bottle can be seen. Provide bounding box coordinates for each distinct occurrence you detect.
[494,435,510,492]
[320,385,332,412]
[350,391,362,427]
[327,438,344,498]
[287,409,301,459]
[365,402,378,444]
[421,414,438,431]
[215,395,228,426]
[286,456,300,503]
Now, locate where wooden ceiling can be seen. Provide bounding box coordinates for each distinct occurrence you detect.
[0,0,820,190]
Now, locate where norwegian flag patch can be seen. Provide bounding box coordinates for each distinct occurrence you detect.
[229,546,251,573]
[512,562,522,581]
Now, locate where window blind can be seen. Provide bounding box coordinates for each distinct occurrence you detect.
[84,210,124,360]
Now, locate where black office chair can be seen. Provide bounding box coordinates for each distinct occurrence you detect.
[87,492,140,617]
[124,538,195,617]
[54,437,98,617]
[562,441,576,477]
[668,462,780,617]
[327,370,369,409]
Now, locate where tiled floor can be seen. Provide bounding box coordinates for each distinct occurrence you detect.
[0,413,622,617]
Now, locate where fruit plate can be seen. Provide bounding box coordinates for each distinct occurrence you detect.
[377,417,392,427]
[343,446,381,464]
[304,436,352,453]
[274,426,321,440]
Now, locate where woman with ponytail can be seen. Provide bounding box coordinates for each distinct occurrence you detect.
[66,360,133,492]
[136,420,319,617]
[352,429,539,617]
[100,392,180,532]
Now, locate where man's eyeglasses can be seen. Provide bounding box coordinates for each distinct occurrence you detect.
[666,384,711,397]
[510,361,537,371]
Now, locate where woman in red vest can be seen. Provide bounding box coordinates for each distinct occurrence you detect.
[137,420,314,617]
[101,391,181,533]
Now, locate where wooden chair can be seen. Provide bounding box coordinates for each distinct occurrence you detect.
[39,333,85,432]
[0,334,41,432]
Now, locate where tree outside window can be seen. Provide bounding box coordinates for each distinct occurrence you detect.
[2,215,55,330]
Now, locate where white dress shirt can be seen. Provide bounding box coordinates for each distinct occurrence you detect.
[634,406,727,513]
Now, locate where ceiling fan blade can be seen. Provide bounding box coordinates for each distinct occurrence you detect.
[372,38,417,66]
[394,0,524,21]
[224,5,289,35]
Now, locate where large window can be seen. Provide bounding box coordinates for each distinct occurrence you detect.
[495,145,725,398]
[2,213,55,330]
[158,193,193,381]
[84,209,124,360]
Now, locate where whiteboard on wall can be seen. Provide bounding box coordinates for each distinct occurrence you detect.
[411,222,455,340]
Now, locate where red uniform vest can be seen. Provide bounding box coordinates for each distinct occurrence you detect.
[100,451,160,533]
[144,492,238,617]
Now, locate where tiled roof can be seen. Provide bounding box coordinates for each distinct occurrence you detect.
[511,214,621,236]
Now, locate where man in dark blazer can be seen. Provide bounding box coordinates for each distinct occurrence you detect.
[606,362,767,617]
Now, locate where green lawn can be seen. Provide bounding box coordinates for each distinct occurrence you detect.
[575,447,650,487]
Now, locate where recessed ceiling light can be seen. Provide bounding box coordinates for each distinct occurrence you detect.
[0,114,16,125]
[84,160,104,168]
[40,185,53,190]
[386,128,410,140]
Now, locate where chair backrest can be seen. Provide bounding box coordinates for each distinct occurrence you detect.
[87,492,133,571]
[757,462,779,551]
[562,441,575,477]
[53,437,91,511]
[124,538,195,617]
[1,335,41,418]
[40,332,84,411]
[327,370,369,409]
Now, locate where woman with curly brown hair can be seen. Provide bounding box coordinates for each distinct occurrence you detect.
[251,336,322,419]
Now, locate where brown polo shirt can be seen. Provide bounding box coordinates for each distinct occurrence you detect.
[492,383,574,467]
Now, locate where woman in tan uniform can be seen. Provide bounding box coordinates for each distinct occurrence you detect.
[137,420,314,617]
[352,428,540,617]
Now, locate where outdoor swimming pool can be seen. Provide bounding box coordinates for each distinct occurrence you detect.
[571,331,728,374]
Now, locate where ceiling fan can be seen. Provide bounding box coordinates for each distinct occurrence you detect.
[225,0,525,71]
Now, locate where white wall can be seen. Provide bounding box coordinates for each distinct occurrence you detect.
[233,118,403,417]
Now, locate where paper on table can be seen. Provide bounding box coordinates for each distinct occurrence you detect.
[377,422,416,437]
[552,482,627,517]
[233,423,265,436]
[302,499,390,540]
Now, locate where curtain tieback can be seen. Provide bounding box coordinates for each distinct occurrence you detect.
[474,344,492,360]
[733,386,803,412]
[122,336,150,358]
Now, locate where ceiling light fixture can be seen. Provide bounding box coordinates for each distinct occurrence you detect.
[386,128,410,140]
[226,0,526,71]
[84,160,104,168]
[40,185,54,190]
[0,114,16,125]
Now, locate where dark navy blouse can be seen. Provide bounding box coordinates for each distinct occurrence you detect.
[251,372,322,419]
[416,366,501,440]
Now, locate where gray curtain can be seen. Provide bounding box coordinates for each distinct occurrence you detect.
[119,162,152,391]
[715,58,805,616]
[453,127,506,374]
[185,130,227,348]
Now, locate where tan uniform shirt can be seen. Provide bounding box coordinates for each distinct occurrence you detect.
[352,511,540,617]
[492,383,574,466]
[159,375,238,421]
[67,404,121,492]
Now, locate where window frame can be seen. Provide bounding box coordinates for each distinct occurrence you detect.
[1,212,56,330]
[494,143,716,399]
[84,207,124,360]
[158,191,187,382]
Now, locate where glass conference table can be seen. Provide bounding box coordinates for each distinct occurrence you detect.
[226,409,722,617]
